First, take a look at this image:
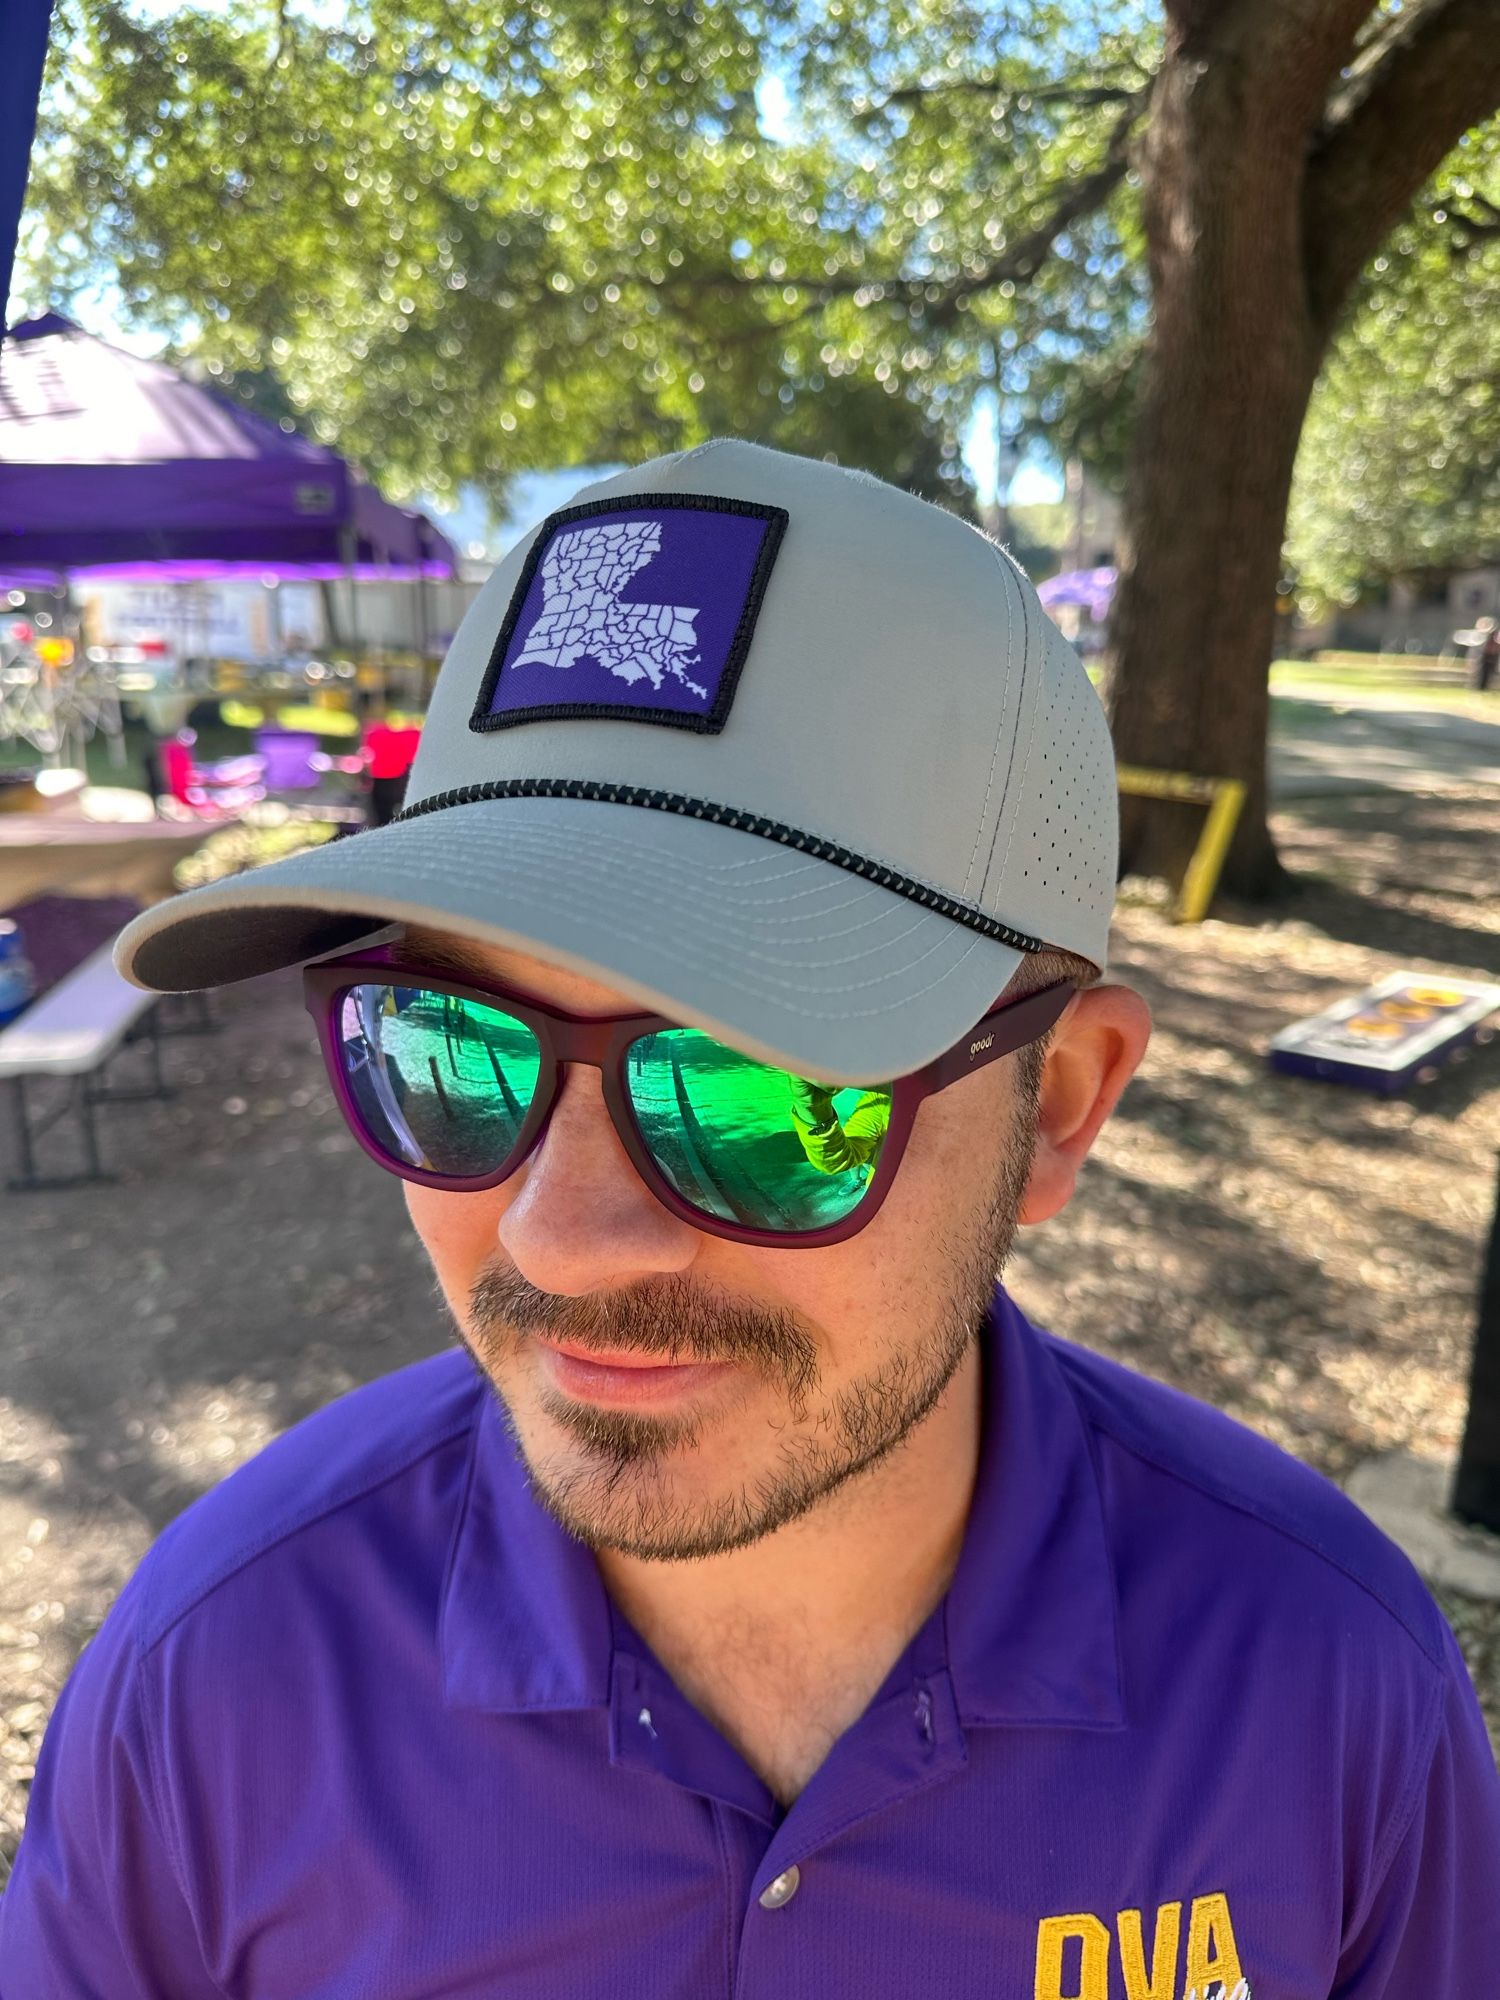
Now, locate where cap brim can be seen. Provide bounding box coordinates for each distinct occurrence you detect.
[113,796,1023,1085]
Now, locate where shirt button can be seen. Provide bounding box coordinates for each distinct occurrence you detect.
[758,1866,801,1910]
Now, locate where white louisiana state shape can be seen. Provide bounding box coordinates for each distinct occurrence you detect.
[512,519,708,700]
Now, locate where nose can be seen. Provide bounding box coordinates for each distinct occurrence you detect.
[497,1062,702,1293]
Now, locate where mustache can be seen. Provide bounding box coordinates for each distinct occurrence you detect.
[468,1263,821,1397]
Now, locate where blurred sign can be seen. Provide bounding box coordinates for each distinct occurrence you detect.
[1268,974,1500,1095]
[79,582,324,662]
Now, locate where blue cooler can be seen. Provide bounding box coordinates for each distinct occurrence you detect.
[0,918,38,1026]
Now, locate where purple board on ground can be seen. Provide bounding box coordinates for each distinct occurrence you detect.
[1267,973,1500,1094]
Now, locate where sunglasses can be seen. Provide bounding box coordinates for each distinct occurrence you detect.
[302,946,1076,1249]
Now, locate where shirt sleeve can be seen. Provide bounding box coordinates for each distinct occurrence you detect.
[789,1087,890,1173]
[1333,1616,1500,1996]
[0,1564,224,1999]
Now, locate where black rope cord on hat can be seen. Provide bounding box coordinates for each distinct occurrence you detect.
[389,778,1045,955]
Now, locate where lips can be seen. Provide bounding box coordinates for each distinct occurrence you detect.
[536,1337,732,1409]
[544,1337,705,1372]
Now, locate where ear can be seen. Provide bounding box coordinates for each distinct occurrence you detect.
[1018,983,1152,1226]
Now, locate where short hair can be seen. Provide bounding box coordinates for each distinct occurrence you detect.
[1002,944,1103,1119]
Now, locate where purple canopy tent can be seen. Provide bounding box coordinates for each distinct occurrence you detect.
[1,3,53,351]
[1037,565,1117,623]
[0,314,455,578]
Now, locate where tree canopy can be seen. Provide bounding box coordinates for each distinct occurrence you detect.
[22,0,1156,509]
[28,0,1494,570]
[1287,133,1500,607]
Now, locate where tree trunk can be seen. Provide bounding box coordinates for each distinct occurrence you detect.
[1108,30,1326,901]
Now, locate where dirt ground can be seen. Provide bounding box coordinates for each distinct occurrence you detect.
[2,781,1498,1885]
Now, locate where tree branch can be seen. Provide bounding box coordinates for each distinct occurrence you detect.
[871,79,1142,115]
[1304,0,1500,333]
[1439,189,1500,254]
[575,86,1149,330]
[922,83,1152,324]
[511,82,1152,345]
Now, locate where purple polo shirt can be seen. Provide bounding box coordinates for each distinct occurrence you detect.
[4,1287,1498,1998]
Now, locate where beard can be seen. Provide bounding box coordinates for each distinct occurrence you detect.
[453,1110,1038,1563]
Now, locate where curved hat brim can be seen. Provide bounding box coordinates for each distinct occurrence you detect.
[113,795,1023,1086]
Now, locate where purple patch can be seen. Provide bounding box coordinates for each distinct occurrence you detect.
[470,493,787,736]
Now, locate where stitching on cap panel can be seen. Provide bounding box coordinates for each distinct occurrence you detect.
[445,815,889,922]
[445,822,936,947]
[371,838,991,1011]
[674,439,731,467]
[962,537,1020,899]
[463,846,910,945]
[500,888,991,1019]
[1000,584,1048,900]
[359,820,982,991]
[392,781,1043,954]
[364,833,973,990]
[979,551,1035,901]
[984,541,1030,878]
[454,814,885,916]
[433,815,905,930]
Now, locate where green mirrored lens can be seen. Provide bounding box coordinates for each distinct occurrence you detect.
[624,1029,893,1233]
[336,984,541,1177]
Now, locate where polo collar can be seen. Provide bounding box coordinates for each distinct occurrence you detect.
[440,1387,613,1713]
[944,1288,1124,1731]
[440,1287,1123,1733]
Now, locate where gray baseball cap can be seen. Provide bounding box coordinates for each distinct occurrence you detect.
[114,440,1118,1086]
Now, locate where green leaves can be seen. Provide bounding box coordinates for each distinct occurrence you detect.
[1288,125,1500,608]
[34,0,1488,581]
[22,0,1161,508]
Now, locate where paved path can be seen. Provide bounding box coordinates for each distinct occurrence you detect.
[1270,692,1500,800]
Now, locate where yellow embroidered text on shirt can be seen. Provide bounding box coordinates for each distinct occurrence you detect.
[1033,1892,1247,2000]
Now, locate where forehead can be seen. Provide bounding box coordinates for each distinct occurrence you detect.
[389,924,638,1016]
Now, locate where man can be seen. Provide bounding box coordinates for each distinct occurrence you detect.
[1477,618,1499,696]
[362,706,424,826]
[787,1072,891,1176]
[3,442,1497,1997]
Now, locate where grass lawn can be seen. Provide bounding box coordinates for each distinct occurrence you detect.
[1270,658,1500,718]
[1084,657,1499,722]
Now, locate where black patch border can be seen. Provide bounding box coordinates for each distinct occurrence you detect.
[469,491,789,737]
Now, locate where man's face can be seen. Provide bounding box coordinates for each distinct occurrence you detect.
[396,928,1043,1563]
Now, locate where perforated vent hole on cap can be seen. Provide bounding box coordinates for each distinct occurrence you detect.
[1015,648,1111,910]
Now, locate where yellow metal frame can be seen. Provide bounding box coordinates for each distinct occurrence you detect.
[1115,765,1247,923]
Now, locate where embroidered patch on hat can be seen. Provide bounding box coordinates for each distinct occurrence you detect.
[470,492,787,736]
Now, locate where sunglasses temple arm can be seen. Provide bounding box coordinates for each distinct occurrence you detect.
[920,981,1077,1095]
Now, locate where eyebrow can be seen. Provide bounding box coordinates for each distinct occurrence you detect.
[386,933,498,983]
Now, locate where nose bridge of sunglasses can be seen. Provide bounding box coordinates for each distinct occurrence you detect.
[546,1011,647,1069]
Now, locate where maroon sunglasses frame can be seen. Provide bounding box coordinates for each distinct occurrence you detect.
[302,944,1076,1250]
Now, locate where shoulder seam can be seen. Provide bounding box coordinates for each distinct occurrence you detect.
[1050,1345,1446,1671]
[137,1388,484,1660]
[1363,1652,1450,1918]
[134,1613,233,1996]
